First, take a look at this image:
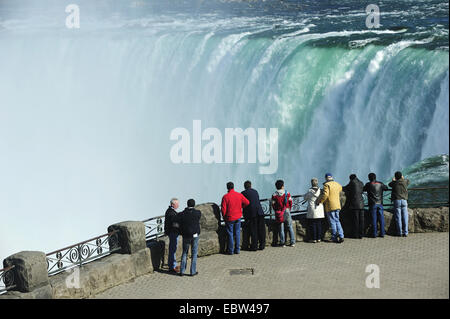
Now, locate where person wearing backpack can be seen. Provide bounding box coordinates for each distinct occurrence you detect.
[271,180,295,247]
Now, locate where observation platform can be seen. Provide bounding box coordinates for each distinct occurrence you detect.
[92,232,449,299]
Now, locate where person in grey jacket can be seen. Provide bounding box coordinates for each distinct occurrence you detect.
[389,171,410,237]
[301,178,325,243]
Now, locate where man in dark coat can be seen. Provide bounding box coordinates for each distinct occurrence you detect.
[164,198,180,273]
[363,173,389,238]
[241,181,266,251]
[343,174,365,238]
[178,199,201,276]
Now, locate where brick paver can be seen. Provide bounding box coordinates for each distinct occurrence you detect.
[92,233,449,299]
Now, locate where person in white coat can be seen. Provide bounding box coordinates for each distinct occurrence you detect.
[302,178,325,243]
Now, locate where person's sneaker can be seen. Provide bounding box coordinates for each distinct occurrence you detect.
[179,273,184,277]
[317,239,321,243]
[290,243,295,247]
[280,244,286,247]
[191,272,198,277]
[402,234,408,237]
[339,237,344,243]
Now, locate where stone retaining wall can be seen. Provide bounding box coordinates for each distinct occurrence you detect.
[1,204,447,298]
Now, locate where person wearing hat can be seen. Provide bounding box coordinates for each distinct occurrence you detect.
[316,173,344,243]
[178,199,201,276]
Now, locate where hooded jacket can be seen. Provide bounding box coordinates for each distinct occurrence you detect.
[388,178,410,200]
[271,189,293,223]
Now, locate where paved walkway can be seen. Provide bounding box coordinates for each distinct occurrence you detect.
[92,233,449,299]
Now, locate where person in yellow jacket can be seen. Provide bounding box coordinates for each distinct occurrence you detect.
[316,173,345,243]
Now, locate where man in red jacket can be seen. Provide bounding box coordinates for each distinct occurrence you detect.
[221,182,250,255]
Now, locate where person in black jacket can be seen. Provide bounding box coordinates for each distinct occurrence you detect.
[164,198,180,273]
[241,181,266,251]
[363,173,388,238]
[343,174,365,239]
[178,199,201,277]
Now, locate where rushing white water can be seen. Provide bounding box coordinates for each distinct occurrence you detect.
[0,1,448,259]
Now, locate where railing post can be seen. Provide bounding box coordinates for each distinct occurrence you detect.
[3,251,50,294]
[107,221,146,254]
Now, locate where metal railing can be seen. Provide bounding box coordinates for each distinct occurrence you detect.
[380,186,449,208]
[142,186,448,241]
[0,186,445,292]
[142,216,165,241]
[0,265,16,294]
[46,230,121,276]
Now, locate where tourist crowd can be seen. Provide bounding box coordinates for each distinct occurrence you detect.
[164,171,410,276]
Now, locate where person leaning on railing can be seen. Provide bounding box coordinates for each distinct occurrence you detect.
[271,179,295,247]
[301,178,325,243]
[363,173,388,239]
[343,174,365,239]
[315,173,344,243]
[389,171,410,237]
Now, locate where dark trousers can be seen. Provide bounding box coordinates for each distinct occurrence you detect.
[352,209,365,238]
[307,218,323,241]
[247,215,266,249]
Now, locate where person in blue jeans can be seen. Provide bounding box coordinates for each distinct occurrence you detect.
[272,180,295,247]
[389,171,410,237]
[164,198,180,273]
[178,199,201,276]
[363,173,388,238]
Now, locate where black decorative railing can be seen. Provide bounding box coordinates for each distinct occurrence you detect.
[0,186,446,291]
[46,230,120,276]
[0,265,15,294]
[380,186,449,208]
[142,216,165,241]
[143,186,448,241]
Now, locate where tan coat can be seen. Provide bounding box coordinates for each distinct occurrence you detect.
[318,180,342,213]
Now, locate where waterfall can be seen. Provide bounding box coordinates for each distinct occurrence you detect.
[0,0,448,259]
